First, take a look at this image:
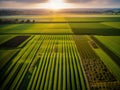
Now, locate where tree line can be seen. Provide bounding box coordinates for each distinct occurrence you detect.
[0,19,36,24]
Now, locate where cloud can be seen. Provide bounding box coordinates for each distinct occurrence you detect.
[0,0,120,3]
[0,0,120,8]
[66,0,120,3]
[0,0,48,3]
[65,0,93,3]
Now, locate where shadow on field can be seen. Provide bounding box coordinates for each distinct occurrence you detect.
[72,28,120,36]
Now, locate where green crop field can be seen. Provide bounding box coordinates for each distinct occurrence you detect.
[102,22,120,29]
[95,36,120,58]
[0,14,120,90]
[0,35,86,90]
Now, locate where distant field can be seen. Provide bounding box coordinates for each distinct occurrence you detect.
[1,15,120,35]
[66,17,120,22]
[1,14,120,22]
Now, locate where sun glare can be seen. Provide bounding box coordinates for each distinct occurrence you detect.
[49,0,63,10]
[46,0,65,10]
[38,0,75,10]
[40,0,67,11]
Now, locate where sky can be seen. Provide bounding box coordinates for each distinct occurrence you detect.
[0,0,120,9]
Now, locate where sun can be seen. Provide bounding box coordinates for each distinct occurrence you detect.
[48,0,64,10]
[47,0,65,10]
[37,0,74,10]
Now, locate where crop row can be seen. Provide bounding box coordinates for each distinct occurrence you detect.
[73,35,120,90]
[0,35,86,90]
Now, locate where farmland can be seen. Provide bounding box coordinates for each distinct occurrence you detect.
[74,35,120,89]
[0,14,120,90]
[0,35,86,90]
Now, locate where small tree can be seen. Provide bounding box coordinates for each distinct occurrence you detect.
[0,19,2,23]
[26,19,31,23]
[20,20,25,23]
[15,19,19,23]
[33,20,35,23]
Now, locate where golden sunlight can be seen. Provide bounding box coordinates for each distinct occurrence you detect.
[38,0,73,11]
[36,0,76,10]
[47,0,65,10]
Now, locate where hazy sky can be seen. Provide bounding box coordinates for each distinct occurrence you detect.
[0,0,120,9]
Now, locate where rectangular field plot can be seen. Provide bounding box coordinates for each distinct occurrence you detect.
[0,35,86,90]
[0,24,20,31]
[26,23,72,33]
[0,23,73,34]
[26,23,71,30]
[102,22,120,29]
[73,35,120,90]
[0,24,33,33]
[0,36,30,48]
[70,23,120,35]
[70,23,111,29]
[0,24,47,33]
